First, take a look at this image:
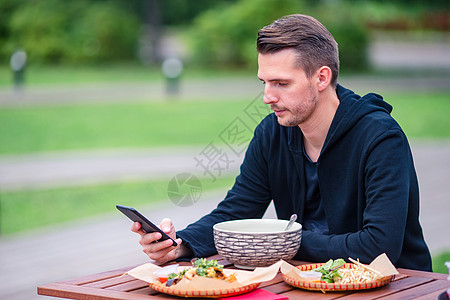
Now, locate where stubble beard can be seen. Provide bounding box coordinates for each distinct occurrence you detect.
[274,84,318,127]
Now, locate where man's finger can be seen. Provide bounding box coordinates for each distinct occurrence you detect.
[131,222,146,236]
[160,218,174,233]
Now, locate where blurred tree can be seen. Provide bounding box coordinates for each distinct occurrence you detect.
[160,0,237,25]
[72,1,140,63]
[0,0,242,65]
[5,0,140,64]
[187,0,369,72]
[0,0,25,62]
[141,0,163,64]
[7,0,72,63]
[188,0,303,69]
[2,0,444,67]
[352,0,449,31]
[311,1,369,72]
[355,0,449,9]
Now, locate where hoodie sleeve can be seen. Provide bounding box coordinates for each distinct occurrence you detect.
[176,120,273,258]
[297,128,420,267]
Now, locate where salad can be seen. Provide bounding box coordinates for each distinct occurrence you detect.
[312,258,346,283]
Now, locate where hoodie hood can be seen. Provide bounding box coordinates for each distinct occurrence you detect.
[322,84,393,152]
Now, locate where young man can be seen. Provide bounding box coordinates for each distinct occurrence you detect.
[132,14,432,271]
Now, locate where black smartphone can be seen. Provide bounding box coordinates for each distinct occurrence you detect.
[116,204,177,246]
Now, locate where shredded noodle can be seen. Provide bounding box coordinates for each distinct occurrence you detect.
[334,264,381,284]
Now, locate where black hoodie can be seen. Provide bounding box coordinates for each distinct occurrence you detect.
[178,85,432,271]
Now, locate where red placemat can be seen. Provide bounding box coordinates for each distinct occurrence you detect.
[219,288,289,299]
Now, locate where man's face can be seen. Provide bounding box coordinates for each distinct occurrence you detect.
[257,48,318,127]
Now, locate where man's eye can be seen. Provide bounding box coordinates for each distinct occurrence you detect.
[278,82,287,86]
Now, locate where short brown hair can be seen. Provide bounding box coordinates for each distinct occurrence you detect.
[257,14,339,87]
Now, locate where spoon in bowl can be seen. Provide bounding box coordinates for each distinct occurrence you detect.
[285,214,297,231]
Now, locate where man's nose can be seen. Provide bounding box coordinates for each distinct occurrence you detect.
[263,85,278,104]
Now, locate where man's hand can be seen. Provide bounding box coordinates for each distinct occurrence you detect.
[131,218,192,263]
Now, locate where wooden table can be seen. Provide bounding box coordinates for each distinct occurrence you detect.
[38,255,449,299]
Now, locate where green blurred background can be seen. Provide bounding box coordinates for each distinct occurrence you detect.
[0,0,449,273]
[0,0,448,70]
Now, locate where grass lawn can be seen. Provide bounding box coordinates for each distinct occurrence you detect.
[0,99,260,155]
[0,176,235,235]
[0,63,255,87]
[0,63,161,87]
[0,92,449,155]
[432,251,450,274]
[385,91,450,139]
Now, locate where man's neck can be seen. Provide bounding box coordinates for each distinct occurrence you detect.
[300,87,339,162]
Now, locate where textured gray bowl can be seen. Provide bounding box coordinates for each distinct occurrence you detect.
[213,219,302,269]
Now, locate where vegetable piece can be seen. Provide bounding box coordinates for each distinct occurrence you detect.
[313,259,346,283]
[194,258,224,277]
[166,278,178,287]
[154,264,179,283]
[168,269,187,280]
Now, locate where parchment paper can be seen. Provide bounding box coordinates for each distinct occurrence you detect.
[127,253,398,291]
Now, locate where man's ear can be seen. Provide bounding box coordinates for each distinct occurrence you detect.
[316,66,332,92]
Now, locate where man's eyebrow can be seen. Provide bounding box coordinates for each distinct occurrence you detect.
[258,77,289,82]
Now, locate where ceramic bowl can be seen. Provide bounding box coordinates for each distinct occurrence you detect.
[213,219,302,269]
